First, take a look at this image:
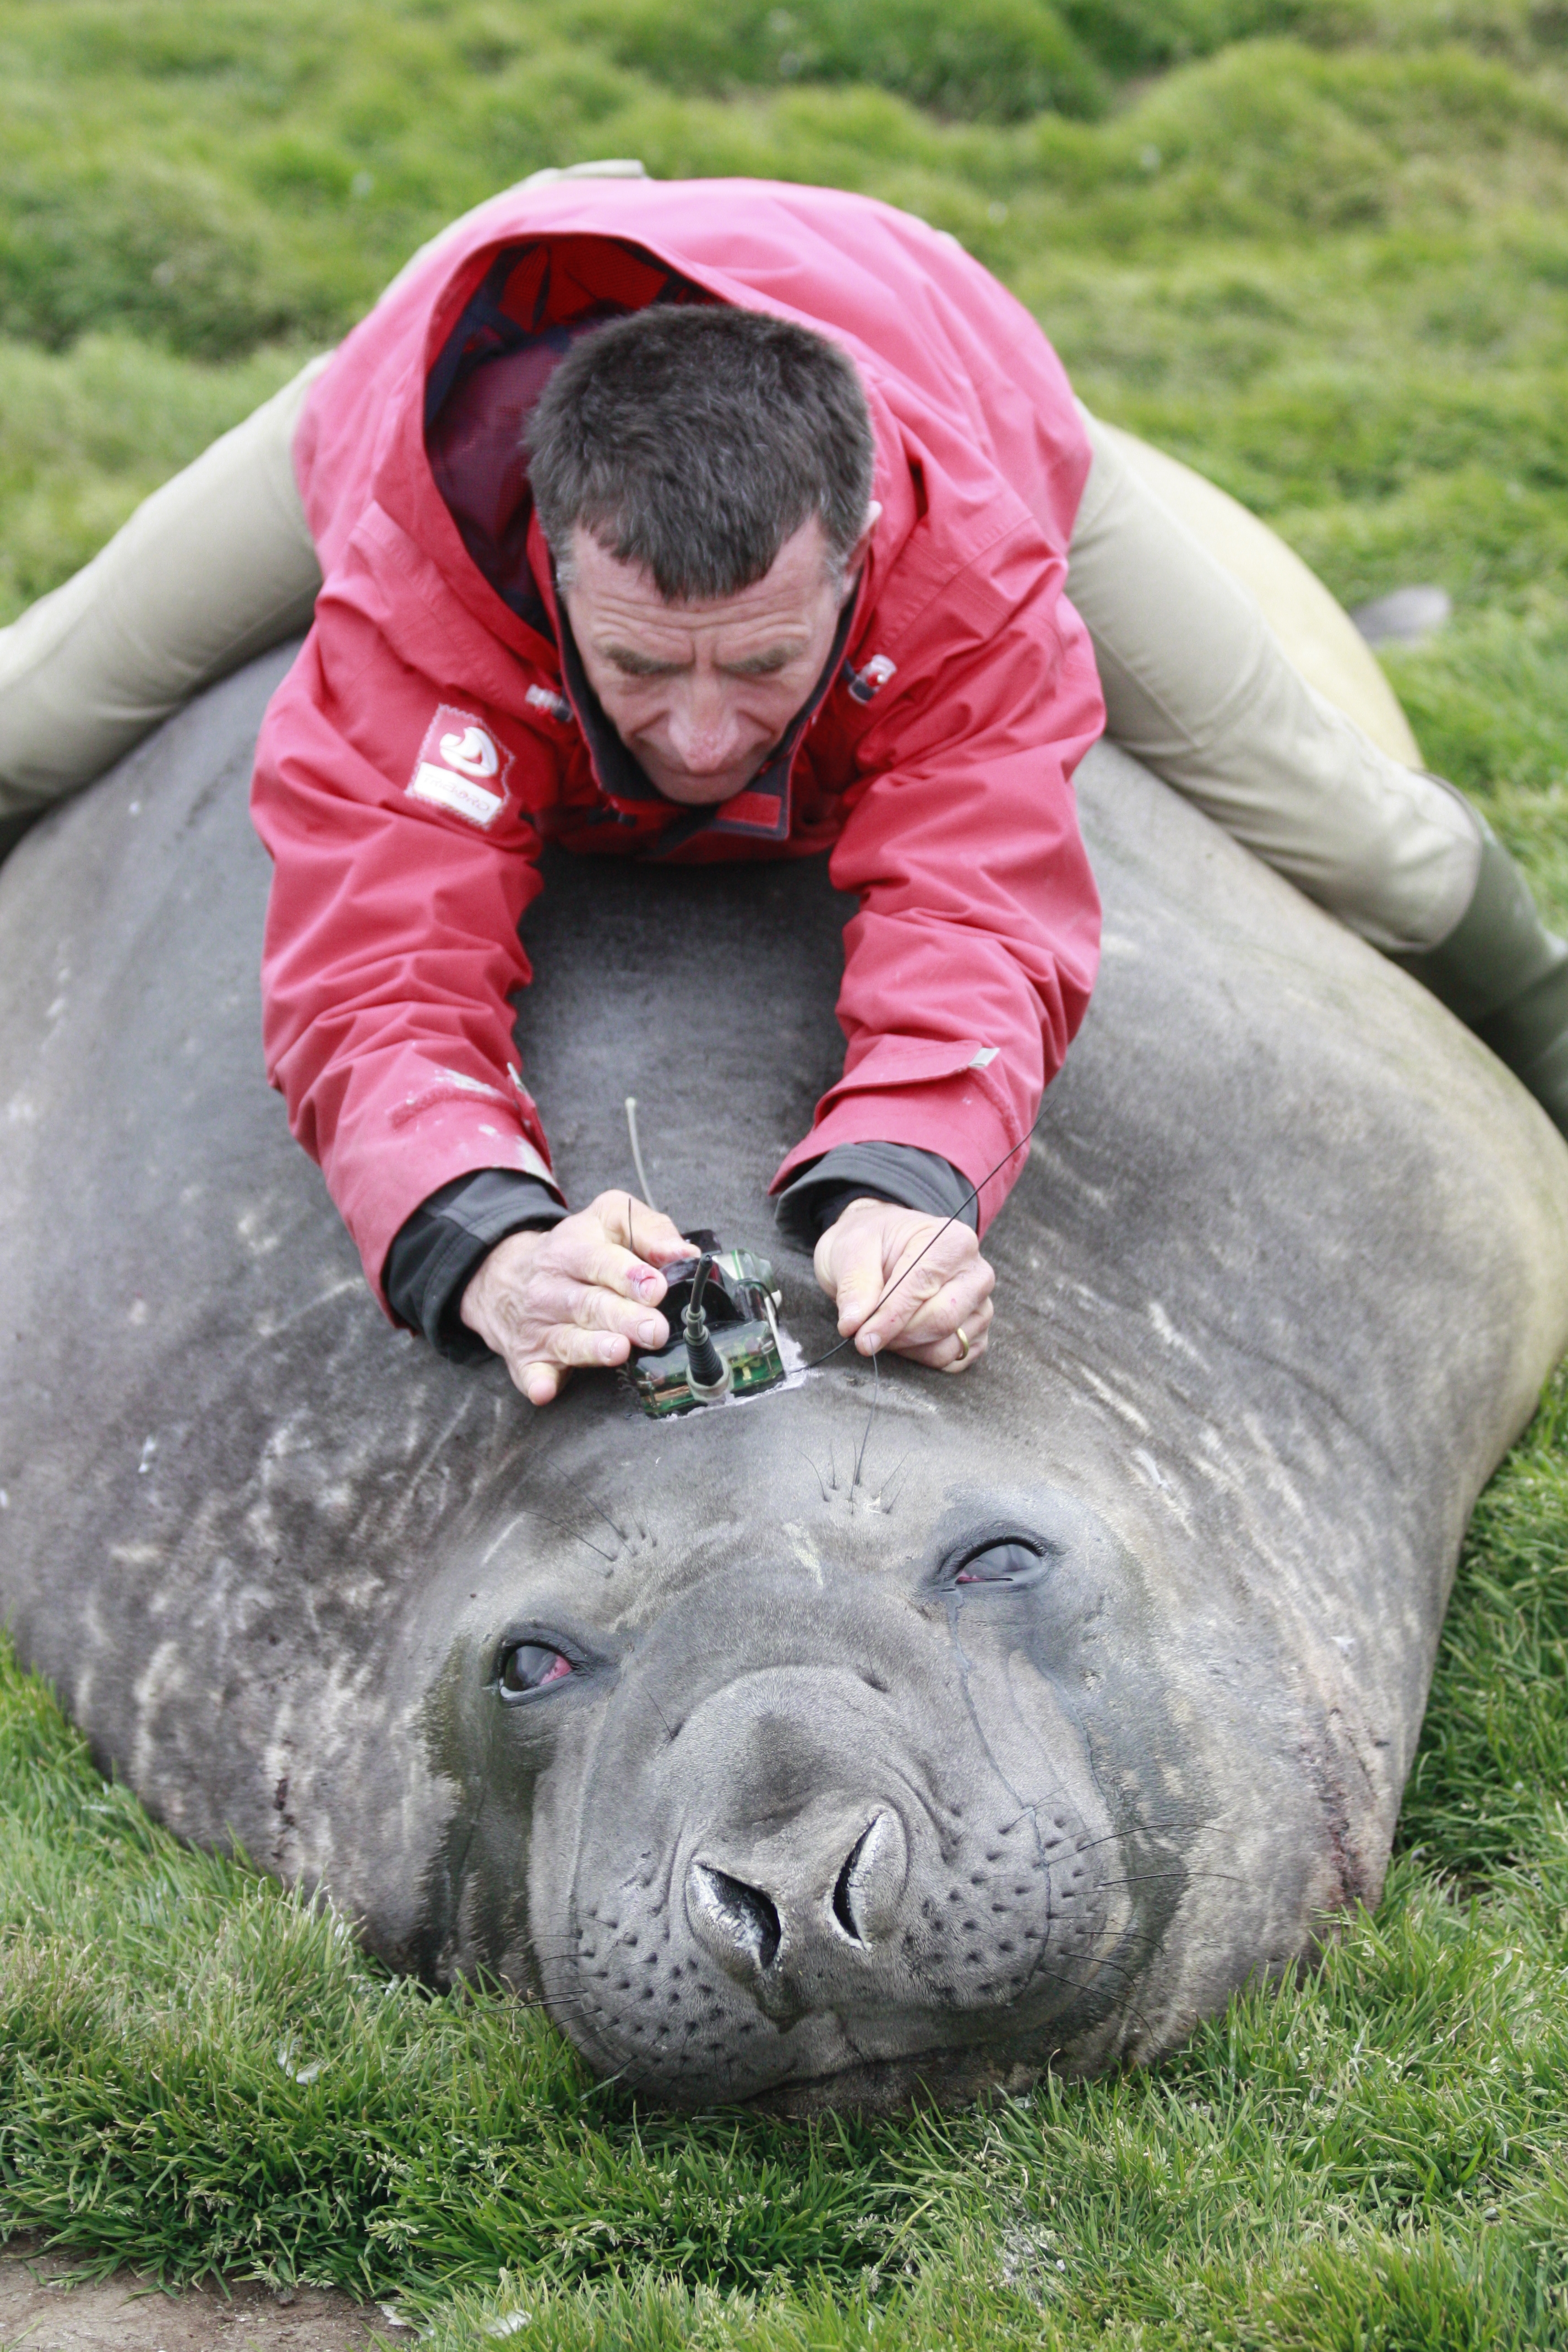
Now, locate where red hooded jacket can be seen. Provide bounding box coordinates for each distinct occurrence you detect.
[251,178,1105,1308]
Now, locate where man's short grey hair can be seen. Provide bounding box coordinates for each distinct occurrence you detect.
[527,306,876,603]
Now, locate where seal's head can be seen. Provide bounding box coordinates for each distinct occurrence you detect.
[424,1376,1191,2112]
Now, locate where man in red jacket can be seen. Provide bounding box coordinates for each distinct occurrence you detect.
[253,177,1108,1403]
[4,170,1564,1406]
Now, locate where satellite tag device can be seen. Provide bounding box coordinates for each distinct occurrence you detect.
[627,1232,787,1418]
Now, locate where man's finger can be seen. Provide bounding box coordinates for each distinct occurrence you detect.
[941,1322,988,1372]
[499,1319,639,1392]
[549,1319,644,1369]
[903,1292,994,1361]
[831,1227,894,1337]
[560,1274,669,1349]
[857,1239,987,1353]
[549,1223,680,1308]
[881,1291,993,1368]
[522,1274,668,1351]
[866,1265,993,1355]
[853,1260,946,1351]
[589,1190,693,1266]
[894,1318,991,1373]
[816,1197,913,1334]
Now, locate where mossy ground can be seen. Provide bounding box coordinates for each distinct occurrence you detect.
[2,2,1567,2344]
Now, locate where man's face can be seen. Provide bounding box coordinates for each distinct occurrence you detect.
[560,510,875,807]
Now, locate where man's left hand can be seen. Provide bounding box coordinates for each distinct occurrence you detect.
[814,1197,994,1371]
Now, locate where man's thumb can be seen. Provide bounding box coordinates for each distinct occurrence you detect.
[833,1258,883,1330]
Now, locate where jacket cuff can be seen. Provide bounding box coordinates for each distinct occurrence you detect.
[384,1169,567,1361]
[774,1142,979,1249]
[769,1040,1030,1235]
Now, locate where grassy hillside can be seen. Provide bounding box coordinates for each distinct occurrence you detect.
[2,4,1567,2346]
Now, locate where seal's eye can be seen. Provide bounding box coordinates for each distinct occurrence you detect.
[498,1641,575,1702]
[952,1539,1047,1587]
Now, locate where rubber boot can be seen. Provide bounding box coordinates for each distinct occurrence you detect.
[1395,802,1568,1138]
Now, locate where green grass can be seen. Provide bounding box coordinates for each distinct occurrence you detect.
[2,0,1568,2344]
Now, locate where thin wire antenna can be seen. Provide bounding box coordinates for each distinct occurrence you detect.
[625,1095,658,1208]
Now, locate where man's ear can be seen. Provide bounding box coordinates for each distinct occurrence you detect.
[838,502,883,599]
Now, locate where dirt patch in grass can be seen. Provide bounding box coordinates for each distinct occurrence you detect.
[0,2239,391,2352]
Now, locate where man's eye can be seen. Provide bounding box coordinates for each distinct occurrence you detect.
[951,1540,1047,1588]
[498,1641,576,1701]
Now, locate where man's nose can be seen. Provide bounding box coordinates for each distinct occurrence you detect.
[665,677,745,773]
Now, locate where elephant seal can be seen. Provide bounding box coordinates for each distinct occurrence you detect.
[2,645,1566,2113]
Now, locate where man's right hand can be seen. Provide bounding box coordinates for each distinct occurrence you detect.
[460,1191,693,1406]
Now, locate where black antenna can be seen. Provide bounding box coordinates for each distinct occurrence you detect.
[683,1253,732,1401]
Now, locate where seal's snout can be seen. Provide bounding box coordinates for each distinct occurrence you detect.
[552,1565,1137,2105]
[686,1805,909,2007]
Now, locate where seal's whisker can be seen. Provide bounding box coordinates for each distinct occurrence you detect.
[799,1450,830,1504]
[1000,1820,1204,1856]
[505,1991,605,2022]
[1036,1934,1141,1979]
[1093,1870,1244,1892]
[1010,1954,1138,2002]
[533,1994,614,2022]
[879,1450,912,1512]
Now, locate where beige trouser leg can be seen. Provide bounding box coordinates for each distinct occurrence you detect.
[0,159,649,820]
[1068,409,1480,953]
[0,353,330,816]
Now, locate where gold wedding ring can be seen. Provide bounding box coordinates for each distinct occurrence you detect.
[955,1325,970,1360]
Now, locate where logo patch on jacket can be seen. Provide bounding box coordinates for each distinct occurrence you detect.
[845,653,897,705]
[407,705,514,827]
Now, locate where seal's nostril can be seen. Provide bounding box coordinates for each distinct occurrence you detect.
[831,1810,908,1946]
[831,1840,866,1943]
[688,1860,781,1974]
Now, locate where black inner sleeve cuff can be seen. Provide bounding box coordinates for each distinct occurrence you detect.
[774,1142,979,1249]
[384,1168,567,1362]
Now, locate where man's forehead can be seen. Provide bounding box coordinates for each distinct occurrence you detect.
[566,519,833,650]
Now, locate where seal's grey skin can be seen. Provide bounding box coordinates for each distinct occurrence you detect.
[3,646,1566,2111]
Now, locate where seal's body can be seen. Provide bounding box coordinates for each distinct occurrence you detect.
[2,647,1565,2110]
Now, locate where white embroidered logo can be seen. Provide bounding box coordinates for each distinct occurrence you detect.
[438,723,499,780]
[407,704,514,827]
